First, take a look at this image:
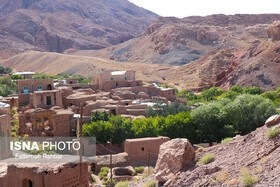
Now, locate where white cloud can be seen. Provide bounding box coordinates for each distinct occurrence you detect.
[129,0,280,18]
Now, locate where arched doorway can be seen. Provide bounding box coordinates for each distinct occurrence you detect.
[22,179,33,187]
[47,84,52,90]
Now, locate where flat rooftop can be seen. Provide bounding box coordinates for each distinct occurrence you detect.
[125,136,170,143]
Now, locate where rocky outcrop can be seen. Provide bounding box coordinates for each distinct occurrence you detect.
[267,21,280,41]
[265,115,280,127]
[93,14,280,66]
[155,138,195,183]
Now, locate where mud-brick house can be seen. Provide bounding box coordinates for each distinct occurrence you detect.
[17,79,54,107]
[124,137,170,163]
[0,102,11,160]
[0,162,89,187]
[92,70,142,91]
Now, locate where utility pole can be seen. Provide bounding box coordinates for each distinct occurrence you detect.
[79,102,86,187]
[110,138,113,181]
[148,150,150,175]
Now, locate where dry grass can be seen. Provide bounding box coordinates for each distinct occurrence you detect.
[260,155,271,163]
[239,168,259,186]
[225,179,239,186]
[253,166,264,174]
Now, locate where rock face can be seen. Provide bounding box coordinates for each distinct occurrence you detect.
[265,115,280,127]
[155,138,195,183]
[91,14,280,65]
[267,22,280,41]
[0,0,158,53]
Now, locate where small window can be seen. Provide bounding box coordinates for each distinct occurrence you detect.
[125,77,127,80]
[1,132,5,151]
[69,81,73,84]
[37,85,42,91]
[173,89,176,95]
[141,147,144,151]
[111,77,114,80]
[23,86,28,94]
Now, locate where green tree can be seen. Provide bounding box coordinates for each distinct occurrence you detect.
[191,98,233,142]
[201,87,226,101]
[225,94,276,134]
[10,74,23,80]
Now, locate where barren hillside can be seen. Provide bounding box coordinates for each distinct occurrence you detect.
[0,50,174,83]
[71,14,280,65]
[0,0,158,55]
[170,123,280,186]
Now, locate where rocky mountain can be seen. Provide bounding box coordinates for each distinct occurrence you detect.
[0,0,158,54]
[84,14,280,65]
[162,22,280,91]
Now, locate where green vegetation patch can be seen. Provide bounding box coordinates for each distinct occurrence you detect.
[115,181,130,187]
[266,127,280,139]
[99,167,109,180]
[239,168,259,186]
[221,137,233,144]
[200,153,215,165]
[134,166,144,174]
[143,180,157,187]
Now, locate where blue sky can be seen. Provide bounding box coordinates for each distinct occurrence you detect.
[129,0,280,18]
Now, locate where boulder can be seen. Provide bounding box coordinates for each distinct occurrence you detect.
[155,138,195,183]
[265,115,280,127]
[113,166,134,176]
[267,22,280,41]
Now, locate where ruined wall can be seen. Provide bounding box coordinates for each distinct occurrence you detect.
[0,163,89,187]
[32,90,64,109]
[161,89,177,101]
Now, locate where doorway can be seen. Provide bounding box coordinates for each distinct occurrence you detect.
[47,96,52,105]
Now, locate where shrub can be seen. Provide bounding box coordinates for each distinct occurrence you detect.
[221,137,233,144]
[90,175,96,184]
[201,87,226,101]
[146,100,189,117]
[239,168,259,186]
[99,167,109,180]
[103,179,115,186]
[143,180,156,187]
[10,109,16,116]
[134,166,144,174]
[200,153,215,165]
[143,167,155,177]
[266,127,280,139]
[115,181,129,187]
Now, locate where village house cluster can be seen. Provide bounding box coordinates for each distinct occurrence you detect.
[0,70,177,186]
